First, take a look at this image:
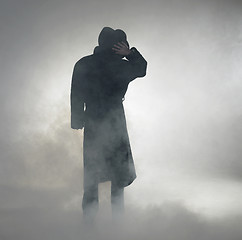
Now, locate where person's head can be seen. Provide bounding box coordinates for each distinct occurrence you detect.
[98,27,129,51]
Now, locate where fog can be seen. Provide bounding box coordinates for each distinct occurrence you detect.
[0,0,242,239]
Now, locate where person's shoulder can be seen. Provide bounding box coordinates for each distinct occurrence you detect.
[119,58,129,65]
[121,58,129,62]
[75,54,94,66]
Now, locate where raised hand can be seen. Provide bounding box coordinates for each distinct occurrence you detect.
[112,41,131,56]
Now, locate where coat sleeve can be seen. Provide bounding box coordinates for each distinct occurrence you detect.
[124,47,147,81]
[70,61,85,129]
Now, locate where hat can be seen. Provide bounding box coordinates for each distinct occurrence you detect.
[98,27,129,49]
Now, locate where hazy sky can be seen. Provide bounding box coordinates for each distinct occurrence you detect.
[1,0,242,239]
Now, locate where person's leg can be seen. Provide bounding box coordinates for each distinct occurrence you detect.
[82,178,99,223]
[111,181,124,217]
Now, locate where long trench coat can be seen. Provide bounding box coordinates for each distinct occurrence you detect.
[71,46,147,188]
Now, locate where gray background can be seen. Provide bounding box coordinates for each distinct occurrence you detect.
[1,0,242,239]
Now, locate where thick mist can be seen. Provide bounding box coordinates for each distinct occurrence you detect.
[0,0,242,239]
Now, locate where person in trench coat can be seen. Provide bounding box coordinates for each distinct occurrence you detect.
[70,27,147,219]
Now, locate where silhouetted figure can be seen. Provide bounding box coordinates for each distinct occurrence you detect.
[71,27,147,221]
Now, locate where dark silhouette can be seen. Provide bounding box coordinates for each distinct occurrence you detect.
[70,27,147,220]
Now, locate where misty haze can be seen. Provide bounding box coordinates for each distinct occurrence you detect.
[0,0,242,240]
